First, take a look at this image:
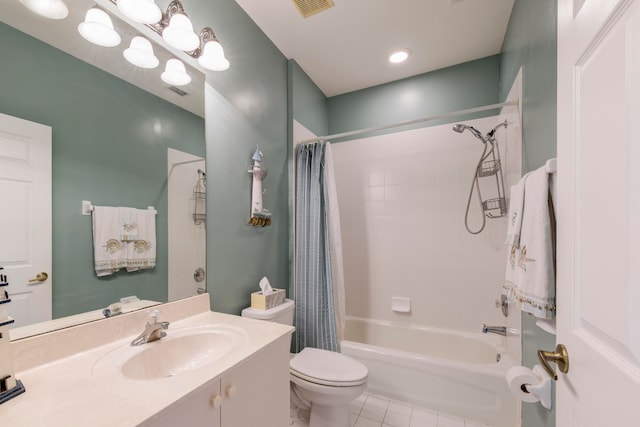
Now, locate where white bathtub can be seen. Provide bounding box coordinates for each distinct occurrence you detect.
[341,317,518,427]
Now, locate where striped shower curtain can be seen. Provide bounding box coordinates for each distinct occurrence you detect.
[294,141,345,353]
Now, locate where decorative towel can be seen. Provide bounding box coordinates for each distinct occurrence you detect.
[119,207,138,241]
[505,174,528,248]
[503,166,556,319]
[126,209,156,272]
[92,207,127,277]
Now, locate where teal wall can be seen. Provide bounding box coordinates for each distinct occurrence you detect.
[288,59,329,137]
[500,0,557,426]
[0,22,205,318]
[327,55,501,141]
[183,0,291,315]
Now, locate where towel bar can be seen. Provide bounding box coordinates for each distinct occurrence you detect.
[82,200,157,216]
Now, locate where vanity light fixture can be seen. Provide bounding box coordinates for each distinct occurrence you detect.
[123,36,159,68]
[78,7,121,47]
[196,28,230,71]
[19,0,69,20]
[161,58,192,86]
[162,13,199,51]
[389,49,411,64]
[117,0,162,25]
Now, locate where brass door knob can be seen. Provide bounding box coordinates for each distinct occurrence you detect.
[537,344,569,380]
[28,272,48,283]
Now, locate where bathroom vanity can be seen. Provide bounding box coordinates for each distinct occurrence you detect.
[2,294,294,426]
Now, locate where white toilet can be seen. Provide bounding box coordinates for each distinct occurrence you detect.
[242,299,368,427]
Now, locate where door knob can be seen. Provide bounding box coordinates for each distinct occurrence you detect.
[537,344,569,380]
[28,272,48,283]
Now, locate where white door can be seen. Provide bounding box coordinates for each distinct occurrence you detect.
[0,113,52,328]
[557,0,640,425]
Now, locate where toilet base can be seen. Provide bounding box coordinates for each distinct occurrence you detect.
[308,403,350,427]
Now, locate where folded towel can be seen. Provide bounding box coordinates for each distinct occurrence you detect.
[504,166,556,319]
[126,209,156,272]
[92,207,127,277]
[119,207,138,241]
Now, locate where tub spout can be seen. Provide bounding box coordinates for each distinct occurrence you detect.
[482,324,507,336]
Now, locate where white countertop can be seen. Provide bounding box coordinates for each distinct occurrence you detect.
[2,297,294,426]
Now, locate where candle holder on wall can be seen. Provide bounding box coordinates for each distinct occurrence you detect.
[247,146,271,227]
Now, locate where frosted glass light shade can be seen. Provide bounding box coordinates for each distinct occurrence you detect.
[78,7,121,47]
[161,59,191,86]
[19,0,69,19]
[198,40,230,71]
[117,0,162,24]
[162,14,199,51]
[124,36,159,69]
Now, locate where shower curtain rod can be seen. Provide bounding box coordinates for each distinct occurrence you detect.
[297,99,519,144]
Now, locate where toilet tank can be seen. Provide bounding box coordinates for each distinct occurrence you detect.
[241,299,294,325]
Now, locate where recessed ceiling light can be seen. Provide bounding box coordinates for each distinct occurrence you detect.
[389,49,411,64]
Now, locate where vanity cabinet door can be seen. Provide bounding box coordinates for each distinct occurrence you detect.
[220,336,290,427]
[140,379,222,427]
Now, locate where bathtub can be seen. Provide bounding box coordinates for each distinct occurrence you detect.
[341,317,518,427]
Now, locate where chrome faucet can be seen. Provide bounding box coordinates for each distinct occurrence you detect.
[482,324,507,336]
[131,309,170,346]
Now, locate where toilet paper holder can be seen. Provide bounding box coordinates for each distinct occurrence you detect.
[537,344,569,381]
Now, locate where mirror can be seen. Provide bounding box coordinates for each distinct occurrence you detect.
[0,0,206,340]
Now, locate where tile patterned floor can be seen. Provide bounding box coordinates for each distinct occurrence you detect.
[290,392,494,427]
[349,392,493,427]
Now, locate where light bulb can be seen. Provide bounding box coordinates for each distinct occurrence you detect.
[389,49,411,64]
[19,0,69,20]
[198,40,230,71]
[161,59,192,86]
[124,36,159,69]
[117,0,162,25]
[78,7,121,47]
[162,14,199,51]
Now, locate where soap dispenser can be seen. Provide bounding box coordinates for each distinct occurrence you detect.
[0,267,26,404]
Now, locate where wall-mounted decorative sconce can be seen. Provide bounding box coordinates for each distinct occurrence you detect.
[19,0,69,20]
[248,146,271,227]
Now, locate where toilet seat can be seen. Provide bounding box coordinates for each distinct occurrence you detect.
[290,347,368,387]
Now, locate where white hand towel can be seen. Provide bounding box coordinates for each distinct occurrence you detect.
[505,174,528,248]
[126,209,156,272]
[505,166,556,319]
[92,206,127,277]
[119,207,138,241]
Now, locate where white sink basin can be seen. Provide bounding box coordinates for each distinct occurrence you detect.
[92,324,249,380]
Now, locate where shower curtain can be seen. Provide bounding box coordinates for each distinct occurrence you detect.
[294,141,345,352]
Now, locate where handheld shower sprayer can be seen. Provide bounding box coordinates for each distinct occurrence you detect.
[452,123,484,140]
[452,120,508,234]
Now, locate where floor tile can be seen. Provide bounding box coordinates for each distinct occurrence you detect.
[383,410,411,427]
[366,394,391,409]
[361,404,387,422]
[411,406,438,424]
[437,413,465,427]
[388,400,413,416]
[355,416,384,427]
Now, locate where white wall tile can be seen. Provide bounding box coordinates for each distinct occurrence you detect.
[332,116,519,333]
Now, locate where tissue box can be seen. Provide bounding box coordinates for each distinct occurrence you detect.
[251,288,285,310]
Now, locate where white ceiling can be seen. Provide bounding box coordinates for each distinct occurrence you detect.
[234,0,515,97]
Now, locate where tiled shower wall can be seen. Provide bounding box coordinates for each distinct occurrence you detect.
[331,115,520,333]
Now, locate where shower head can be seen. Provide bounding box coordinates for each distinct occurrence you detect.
[452,123,484,140]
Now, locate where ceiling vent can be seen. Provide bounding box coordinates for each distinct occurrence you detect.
[291,0,335,18]
[168,86,188,96]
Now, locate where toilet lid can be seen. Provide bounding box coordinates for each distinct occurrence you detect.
[289,347,368,386]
